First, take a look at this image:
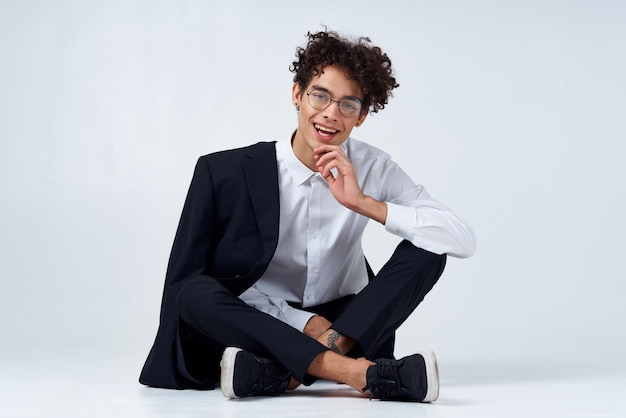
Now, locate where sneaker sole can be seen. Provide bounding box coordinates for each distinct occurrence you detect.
[417,350,439,402]
[220,347,243,399]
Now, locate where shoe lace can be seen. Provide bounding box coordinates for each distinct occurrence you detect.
[250,362,290,396]
[362,362,407,400]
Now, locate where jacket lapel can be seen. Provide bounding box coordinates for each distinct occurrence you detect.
[241,142,280,275]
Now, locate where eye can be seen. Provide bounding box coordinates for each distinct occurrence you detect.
[312,92,329,101]
[341,101,359,111]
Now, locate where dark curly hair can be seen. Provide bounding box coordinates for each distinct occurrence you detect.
[290,30,399,114]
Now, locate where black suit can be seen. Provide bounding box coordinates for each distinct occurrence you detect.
[140,141,446,389]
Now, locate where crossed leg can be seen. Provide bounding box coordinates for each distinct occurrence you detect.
[177,240,446,396]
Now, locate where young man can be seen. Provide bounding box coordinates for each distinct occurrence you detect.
[139,30,476,402]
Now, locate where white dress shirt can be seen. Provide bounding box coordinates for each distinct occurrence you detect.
[239,138,475,332]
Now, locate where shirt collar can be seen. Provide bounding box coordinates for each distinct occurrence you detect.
[277,140,316,186]
[277,138,351,186]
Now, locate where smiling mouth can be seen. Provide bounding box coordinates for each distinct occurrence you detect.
[314,123,338,136]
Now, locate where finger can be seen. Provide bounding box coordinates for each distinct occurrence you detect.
[315,151,349,170]
[313,145,342,154]
[320,161,336,180]
[314,146,346,161]
[315,153,334,170]
[323,170,335,184]
[314,149,337,162]
[319,156,343,174]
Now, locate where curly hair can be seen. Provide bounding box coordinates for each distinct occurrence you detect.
[290,30,399,114]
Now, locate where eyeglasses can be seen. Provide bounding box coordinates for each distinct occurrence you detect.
[306,88,363,118]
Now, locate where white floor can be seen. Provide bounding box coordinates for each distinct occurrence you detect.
[2,349,625,418]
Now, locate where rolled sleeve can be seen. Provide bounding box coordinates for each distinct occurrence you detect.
[239,285,315,333]
[282,306,316,333]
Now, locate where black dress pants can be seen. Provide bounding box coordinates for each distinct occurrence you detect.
[175,240,446,386]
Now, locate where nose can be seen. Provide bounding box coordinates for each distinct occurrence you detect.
[322,100,341,120]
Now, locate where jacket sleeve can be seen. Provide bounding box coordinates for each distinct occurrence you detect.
[164,156,216,289]
[139,156,218,389]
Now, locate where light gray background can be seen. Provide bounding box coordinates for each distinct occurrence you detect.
[1,0,625,380]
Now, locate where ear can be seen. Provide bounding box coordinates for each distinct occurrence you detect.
[355,111,368,127]
[292,83,303,106]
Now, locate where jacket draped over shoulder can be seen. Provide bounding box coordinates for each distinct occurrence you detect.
[139,141,279,389]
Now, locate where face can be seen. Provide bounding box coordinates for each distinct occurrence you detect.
[291,65,367,168]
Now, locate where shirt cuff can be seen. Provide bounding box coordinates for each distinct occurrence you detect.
[384,202,415,240]
[282,306,316,333]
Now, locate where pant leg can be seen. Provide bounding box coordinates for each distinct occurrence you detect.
[175,276,327,384]
[287,294,394,359]
[331,240,447,359]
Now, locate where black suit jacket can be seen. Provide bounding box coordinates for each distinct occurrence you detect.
[139,142,280,389]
